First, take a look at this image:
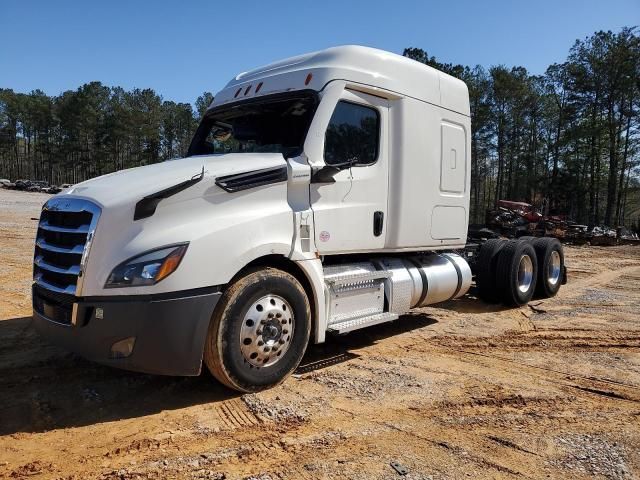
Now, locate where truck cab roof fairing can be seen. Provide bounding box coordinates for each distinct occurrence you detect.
[209,45,470,117]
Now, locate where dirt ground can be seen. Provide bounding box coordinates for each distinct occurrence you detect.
[1,188,639,480]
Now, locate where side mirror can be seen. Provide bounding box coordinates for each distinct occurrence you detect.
[310,165,341,184]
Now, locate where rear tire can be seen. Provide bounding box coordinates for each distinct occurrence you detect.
[476,238,506,303]
[496,240,538,306]
[203,268,311,392]
[532,237,564,298]
[518,236,537,243]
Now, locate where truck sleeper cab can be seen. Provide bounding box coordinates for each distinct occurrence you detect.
[32,46,566,392]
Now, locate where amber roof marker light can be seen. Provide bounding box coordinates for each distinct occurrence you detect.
[255,82,263,93]
[305,73,313,85]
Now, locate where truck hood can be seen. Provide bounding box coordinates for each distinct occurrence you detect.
[61,153,287,209]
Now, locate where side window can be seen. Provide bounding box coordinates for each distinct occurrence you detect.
[324,101,380,166]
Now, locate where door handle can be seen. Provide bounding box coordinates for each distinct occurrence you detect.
[373,211,384,237]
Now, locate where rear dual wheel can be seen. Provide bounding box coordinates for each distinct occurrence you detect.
[476,239,507,303]
[496,240,538,306]
[518,235,537,243]
[203,268,311,392]
[532,237,564,298]
[476,237,565,306]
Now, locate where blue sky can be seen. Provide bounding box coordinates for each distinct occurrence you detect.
[1,0,638,105]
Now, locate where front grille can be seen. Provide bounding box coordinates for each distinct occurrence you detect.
[33,198,101,296]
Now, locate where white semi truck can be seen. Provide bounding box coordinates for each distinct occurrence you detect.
[32,46,566,392]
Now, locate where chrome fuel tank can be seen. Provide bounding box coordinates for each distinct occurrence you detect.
[374,253,472,310]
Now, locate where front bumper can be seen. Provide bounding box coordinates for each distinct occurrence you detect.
[32,285,221,376]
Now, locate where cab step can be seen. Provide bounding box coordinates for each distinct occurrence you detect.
[327,312,399,334]
[324,269,393,287]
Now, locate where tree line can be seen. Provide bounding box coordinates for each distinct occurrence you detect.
[1,28,639,229]
[0,84,213,186]
[404,27,640,229]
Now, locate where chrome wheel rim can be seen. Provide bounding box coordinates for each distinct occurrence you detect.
[517,254,534,293]
[548,250,561,286]
[240,294,294,367]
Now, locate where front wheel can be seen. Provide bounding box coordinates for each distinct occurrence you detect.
[203,268,311,392]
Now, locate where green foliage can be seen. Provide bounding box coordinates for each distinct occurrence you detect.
[1,28,638,229]
[195,92,215,118]
[0,85,214,185]
[404,27,640,228]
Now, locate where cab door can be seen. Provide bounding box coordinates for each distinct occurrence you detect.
[309,89,389,254]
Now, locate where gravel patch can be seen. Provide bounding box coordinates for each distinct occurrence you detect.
[308,362,426,399]
[551,433,630,479]
[242,393,307,423]
[574,288,625,304]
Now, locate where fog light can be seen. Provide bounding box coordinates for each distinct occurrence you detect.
[110,337,136,359]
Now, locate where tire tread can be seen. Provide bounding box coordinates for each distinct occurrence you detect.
[476,238,506,303]
[496,240,538,306]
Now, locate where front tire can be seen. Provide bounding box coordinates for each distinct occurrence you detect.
[204,268,311,392]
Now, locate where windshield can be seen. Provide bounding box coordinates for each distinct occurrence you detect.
[187,90,319,158]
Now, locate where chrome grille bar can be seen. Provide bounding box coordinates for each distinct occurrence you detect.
[35,238,85,255]
[38,220,91,233]
[34,256,82,276]
[34,273,77,295]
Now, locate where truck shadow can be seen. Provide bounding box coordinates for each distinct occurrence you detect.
[297,313,438,374]
[0,313,437,435]
[434,286,513,314]
[0,316,236,435]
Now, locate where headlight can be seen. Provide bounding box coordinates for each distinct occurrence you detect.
[105,244,188,288]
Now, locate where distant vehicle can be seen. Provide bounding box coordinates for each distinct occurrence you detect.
[496,200,543,222]
[32,45,567,392]
[24,181,48,192]
[14,180,30,190]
